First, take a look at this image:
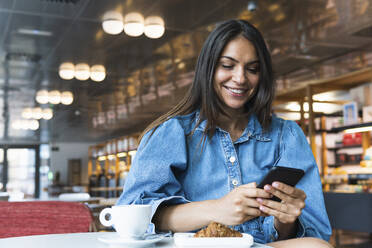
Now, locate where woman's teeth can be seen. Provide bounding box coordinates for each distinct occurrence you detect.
[226,87,246,94]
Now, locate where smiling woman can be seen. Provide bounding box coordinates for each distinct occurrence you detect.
[116,19,333,248]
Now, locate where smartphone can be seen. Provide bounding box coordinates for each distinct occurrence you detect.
[257,166,305,202]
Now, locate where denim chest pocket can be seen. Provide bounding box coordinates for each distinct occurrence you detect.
[248,135,279,169]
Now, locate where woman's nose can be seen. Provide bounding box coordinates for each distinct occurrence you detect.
[232,67,246,84]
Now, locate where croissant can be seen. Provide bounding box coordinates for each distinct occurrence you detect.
[194,222,242,237]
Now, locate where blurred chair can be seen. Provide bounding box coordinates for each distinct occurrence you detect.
[0,201,96,238]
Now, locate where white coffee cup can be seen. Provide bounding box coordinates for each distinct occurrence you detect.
[99,204,152,239]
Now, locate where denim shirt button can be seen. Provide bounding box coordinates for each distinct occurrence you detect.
[229,156,236,163]
[232,179,239,186]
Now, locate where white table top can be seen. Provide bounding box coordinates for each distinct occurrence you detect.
[0,232,173,248]
[0,232,270,248]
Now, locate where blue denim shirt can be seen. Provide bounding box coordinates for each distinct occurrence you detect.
[117,111,332,243]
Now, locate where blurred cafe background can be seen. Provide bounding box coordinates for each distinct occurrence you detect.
[0,0,371,247]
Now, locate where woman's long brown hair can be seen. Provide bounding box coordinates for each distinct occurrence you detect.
[139,19,275,143]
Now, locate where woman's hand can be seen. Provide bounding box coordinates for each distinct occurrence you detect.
[256,181,306,239]
[256,181,306,223]
[211,182,272,226]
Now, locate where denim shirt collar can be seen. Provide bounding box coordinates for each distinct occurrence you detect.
[193,110,271,143]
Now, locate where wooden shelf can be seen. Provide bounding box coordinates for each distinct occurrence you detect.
[328,122,372,133]
[88,134,139,198]
[327,144,362,150]
[328,163,362,167]
[90,187,123,192]
[274,67,372,103]
[328,165,372,174]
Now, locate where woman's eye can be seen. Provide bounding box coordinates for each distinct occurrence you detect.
[221,64,233,69]
[247,67,259,74]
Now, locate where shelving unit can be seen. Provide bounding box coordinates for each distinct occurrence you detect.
[275,67,372,176]
[87,134,140,198]
[274,67,372,196]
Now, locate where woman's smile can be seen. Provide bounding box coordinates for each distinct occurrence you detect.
[223,85,249,97]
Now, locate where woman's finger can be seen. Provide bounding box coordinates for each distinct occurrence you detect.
[257,197,302,216]
[263,183,306,204]
[259,205,298,224]
[240,186,272,199]
[272,182,306,200]
[263,185,289,202]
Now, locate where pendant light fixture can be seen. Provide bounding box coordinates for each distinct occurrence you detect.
[58,62,75,80]
[123,12,144,37]
[29,120,39,130]
[144,16,165,39]
[61,91,74,105]
[21,108,33,119]
[48,90,61,104]
[42,108,53,120]
[74,63,90,81]
[90,65,106,82]
[102,11,124,35]
[36,90,49,104]
[31,107,43,120]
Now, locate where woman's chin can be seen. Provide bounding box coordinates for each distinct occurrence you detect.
[222,103,246,112]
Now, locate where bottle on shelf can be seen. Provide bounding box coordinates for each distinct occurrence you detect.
[88,172,99,197]
[98,166,107,198]
[117,161,129,197]
[107,165,116,198]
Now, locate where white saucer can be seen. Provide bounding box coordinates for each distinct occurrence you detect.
[98,233,165,247]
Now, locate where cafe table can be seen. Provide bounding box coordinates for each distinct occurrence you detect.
[0,232,270,248]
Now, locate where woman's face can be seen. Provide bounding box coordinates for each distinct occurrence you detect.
[213,35,259,112]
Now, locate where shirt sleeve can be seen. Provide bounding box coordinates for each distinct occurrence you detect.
[116,118,191,233]
[265,120,332,242]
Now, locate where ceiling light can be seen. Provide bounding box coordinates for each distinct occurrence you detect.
[102,11,124,35]
[12,120,22,130]
[59,62,75,80]
[74,63,90,81]
[18,28,52,37]
[42,108,53,120]
[144,16,165,39]
[13,119,39,131]
[22,108,33,119]
[247,1,257,12]
[61,91,74,105]
[28,120,39,131]
[90,65,106,82]
[123,12,144,37]
[20,120,29,130]
[36,90,49,104]
[48,90,61,104]
[31,107,43,120]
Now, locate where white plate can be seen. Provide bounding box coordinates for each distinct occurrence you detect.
[174,232,254,247]
[98,233,165,247]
